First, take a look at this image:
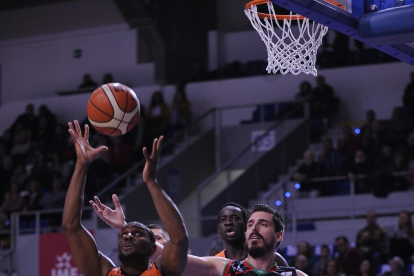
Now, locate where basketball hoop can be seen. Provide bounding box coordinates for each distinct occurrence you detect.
[245,0,328,76]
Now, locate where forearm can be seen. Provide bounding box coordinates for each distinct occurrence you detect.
[146,179,188,244]
[62,162,89,231]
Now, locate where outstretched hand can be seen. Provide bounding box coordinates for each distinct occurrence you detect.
[142,136,164,183]
[68,120,107,164]
[89,194,126,233]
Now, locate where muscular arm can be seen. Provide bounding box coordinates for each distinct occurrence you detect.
[183,255,226,276]
[62,121,113,276]
[143,137,189,276]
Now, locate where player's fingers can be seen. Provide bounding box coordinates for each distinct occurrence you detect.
[68,122,75,133]
[112,194,123,210]
[151,138,158,158]
[74,120,82,136]
[84,124,89,140]
[157,136,164,154]
[96,146,108,154]
[94,196,105,209]
[142,147,150,161]
[90,201,103,218]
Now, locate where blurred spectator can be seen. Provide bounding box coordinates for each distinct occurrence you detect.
[290,241,314,273]
[113,136,133,174]
[78,73,98,90]
[48,152,73,184]
[21,179,43,212]
[402,71,414,115]
[30,151,52,191]
[311,75,337,126]
[38,104,56,128]
[386,107,410,147]
[318,137,343,176]
[146,91,171,146]
[0,143,13,199]
[1,183,23,215]
[389,210,414,264]
[338,124,360,167]
[360,120,386,161]
[347,150,373,194]
[381,257,408,276]
[10,103,37,136]
[10,125,31,167]
[292,150,322,195]
[356,211,388,266]
[314,244,331,276]
[102,73,114,84]
[40,177,66,209]
[0,210,10,249]
[370,150,409,197]
[9,164,29,188]
[401,131,414,162]
[295,81,313,101]
[324,259,345,276]
[172,81,191,133]
[0,129,14,155]
[357,260,375,276]
[377,151,409,192]
[374,144,394,169]
[359,110,376,139]
[294,254,312,276]
[335,236,363,276]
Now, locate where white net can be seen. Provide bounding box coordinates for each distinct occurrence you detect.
[245,1,328,76]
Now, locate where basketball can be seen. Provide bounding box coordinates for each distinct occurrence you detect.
[87,83,140,136]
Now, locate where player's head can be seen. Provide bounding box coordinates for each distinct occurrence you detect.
[118,222,156,265]
[246,204,284,258]
[147,223,170,246]
[216,202,247,246]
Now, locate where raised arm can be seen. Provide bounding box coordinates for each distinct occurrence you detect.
[62,120,114,276]
[143,136,188,276]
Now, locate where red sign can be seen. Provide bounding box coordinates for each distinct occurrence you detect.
[39,231,93,276]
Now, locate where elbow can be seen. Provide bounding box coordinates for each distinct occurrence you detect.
[62,218,81,233]
[170,232,189,249]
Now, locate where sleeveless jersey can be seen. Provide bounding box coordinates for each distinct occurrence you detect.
[216,249,227,258]
[107,262,162,276]
[222,259,297,276]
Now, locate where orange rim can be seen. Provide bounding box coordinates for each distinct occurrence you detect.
[245,0,305,20]
[245,0,345,20]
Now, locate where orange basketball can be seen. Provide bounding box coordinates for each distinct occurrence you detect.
[87,83,140,136]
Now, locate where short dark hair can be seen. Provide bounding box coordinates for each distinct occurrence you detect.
[321,244,330,252]
[123,222,156,244]
[335,236,348,244]
[216,202,247,224]
[247,204,285,232]
[147,224,166,231]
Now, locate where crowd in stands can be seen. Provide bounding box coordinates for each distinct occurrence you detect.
[292,73,414,198]
[279,210,414,276]
[0,80,192,248]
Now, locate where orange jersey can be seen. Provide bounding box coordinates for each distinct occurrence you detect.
[107,263,161,276]
[215,249,227,258]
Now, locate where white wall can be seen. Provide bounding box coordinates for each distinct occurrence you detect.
[0,27,154,104]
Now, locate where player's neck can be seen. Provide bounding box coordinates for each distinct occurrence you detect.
[246,252,275,270]
[225,244,248,260]
[121,260,151,275]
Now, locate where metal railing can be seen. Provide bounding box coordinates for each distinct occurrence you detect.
[196,100,310,236]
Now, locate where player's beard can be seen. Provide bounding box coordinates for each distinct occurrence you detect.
[248,239,275,258]
[119,249,148,265]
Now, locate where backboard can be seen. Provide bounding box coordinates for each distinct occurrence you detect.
[270,0,414,65]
